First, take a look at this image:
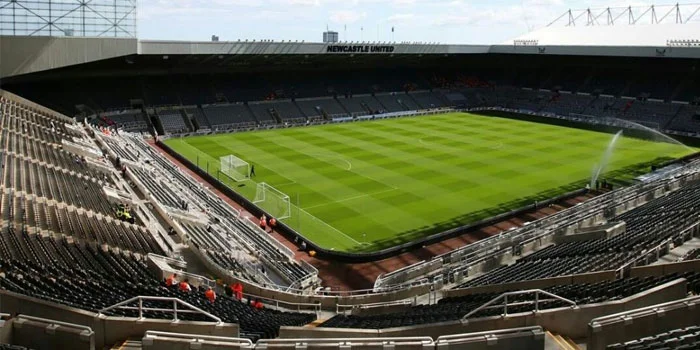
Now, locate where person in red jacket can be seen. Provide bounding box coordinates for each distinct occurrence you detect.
[179,278,192,292]
[232,282,243,301]
[268,217,277,233]
[166,273,178,287]
[259,215,267,231]
[253,299,264,310]
[204,287,216,303]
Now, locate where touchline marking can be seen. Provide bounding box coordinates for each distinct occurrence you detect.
[302,188,399,210]
[296,207,364,245]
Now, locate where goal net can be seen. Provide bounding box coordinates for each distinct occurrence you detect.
[253,182,291,220]
[220,155,250,182]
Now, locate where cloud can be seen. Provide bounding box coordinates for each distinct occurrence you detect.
[329,10,367,24]
[279,0,321,6]
[387,13,416,23]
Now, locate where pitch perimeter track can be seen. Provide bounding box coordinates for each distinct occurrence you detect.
[150,139,596,291]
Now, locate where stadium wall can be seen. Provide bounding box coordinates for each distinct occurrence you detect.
[0,36,137,79]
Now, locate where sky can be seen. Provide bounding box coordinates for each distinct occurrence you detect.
[138,1,676,44]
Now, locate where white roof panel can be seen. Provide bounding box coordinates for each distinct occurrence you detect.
[507,23,700,47]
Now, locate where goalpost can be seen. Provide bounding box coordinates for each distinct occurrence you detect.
[219,154,250,182]
[253,182,291,220]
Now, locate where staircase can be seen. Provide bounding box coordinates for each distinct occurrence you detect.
[144,109,161,136]
[335,96,352,116]
[545,331,581,350]
[406,93,423,109]
[180,109,195,131]
[267,107,282,124]
[244,103,261,124]
[373,95,388,112]
[111,338,142,349]
[292,100,308,120]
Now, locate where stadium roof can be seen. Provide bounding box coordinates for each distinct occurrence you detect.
[2,28,700,80]
[508,22,700,47]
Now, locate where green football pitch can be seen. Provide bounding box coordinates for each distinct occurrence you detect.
[165,112,693,253]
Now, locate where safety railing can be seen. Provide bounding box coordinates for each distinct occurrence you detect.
[615,221,700,277]
[336,298,415,314]
[461,289,577,321]
[589,295,700,330]
[143,330,253,347]
[256,337,435,349]
[98,296,223,324]
[15,314,95,338]
[240,291,321,314]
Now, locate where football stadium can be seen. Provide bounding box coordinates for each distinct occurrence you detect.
[3,1,700,349]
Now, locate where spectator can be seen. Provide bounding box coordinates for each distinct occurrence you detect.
[204,287,216,303]
[166,273,178,287]
[252,299,264,310]
[268,217,277,232]
[232,282,243,301]
[224,284,233,297]
[300,241,307,251]
[179,278,192,292]
[259,215,267,231]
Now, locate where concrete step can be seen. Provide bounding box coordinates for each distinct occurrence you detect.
[306,318,328,327]
[111,338,142,350]
[545,331,581,350]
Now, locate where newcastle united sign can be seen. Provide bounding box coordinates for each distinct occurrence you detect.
[326,45,396,53]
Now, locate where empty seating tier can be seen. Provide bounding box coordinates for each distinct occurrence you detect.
[320,273,700,329]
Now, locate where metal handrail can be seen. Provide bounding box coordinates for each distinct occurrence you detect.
[436,326,543,342]
[144,330,253,345]
[336,299,414,314]
[257,337,434,345]
[590,295,700,328]
[240,292,321,313]
[615,221,700,276]
[461,289,576,321]
[15,314,95,335]
[98,296,223,324]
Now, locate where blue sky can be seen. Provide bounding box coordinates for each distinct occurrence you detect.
[138,1,657,44]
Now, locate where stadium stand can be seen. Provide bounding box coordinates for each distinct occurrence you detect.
[457,180,700,288]
[109,132,319,288]
[409,91,447,109]
[157,108,189,134]
[5,26,700,349]
[295,97,346,119]
[588,295,700,350]
[319,273,700,329]
[202,103,257,129]
[0,91,317,342]
[184,106,210,130]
